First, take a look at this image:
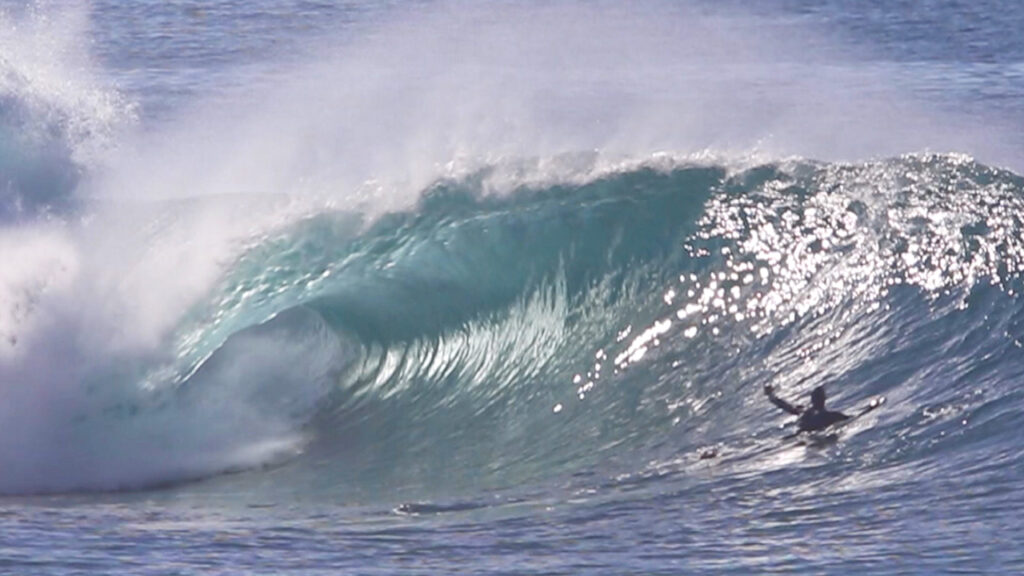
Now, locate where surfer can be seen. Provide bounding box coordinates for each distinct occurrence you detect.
[763,384,849,433]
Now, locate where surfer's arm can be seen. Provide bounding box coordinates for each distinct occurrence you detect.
[763,384,803,415]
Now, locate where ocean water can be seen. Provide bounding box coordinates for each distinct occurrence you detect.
[2,0,1024,573]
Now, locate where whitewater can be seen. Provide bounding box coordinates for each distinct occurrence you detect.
[2,0,1023,573]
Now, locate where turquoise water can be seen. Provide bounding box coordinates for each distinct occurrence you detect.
[2,1,1024,573]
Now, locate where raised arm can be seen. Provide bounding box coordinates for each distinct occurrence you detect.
[763,384,803,415]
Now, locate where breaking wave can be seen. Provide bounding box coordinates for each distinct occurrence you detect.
[6,152,1024,496]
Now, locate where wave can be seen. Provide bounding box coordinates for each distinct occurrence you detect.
[272,154,1024,497]
[2,1,1023,497]
[6,151,1024,495]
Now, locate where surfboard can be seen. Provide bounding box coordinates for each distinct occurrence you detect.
[692,396,887,459]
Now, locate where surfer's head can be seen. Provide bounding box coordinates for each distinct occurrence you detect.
[810,386,826,409]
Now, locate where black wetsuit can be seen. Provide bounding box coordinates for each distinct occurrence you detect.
[767,390,849,433]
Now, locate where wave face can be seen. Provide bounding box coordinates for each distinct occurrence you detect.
[8,149,1024,496]
[252,154,1024,499]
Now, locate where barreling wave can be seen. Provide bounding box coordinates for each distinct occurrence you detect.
[165,153,1024,495]
[5,152,1024,495]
